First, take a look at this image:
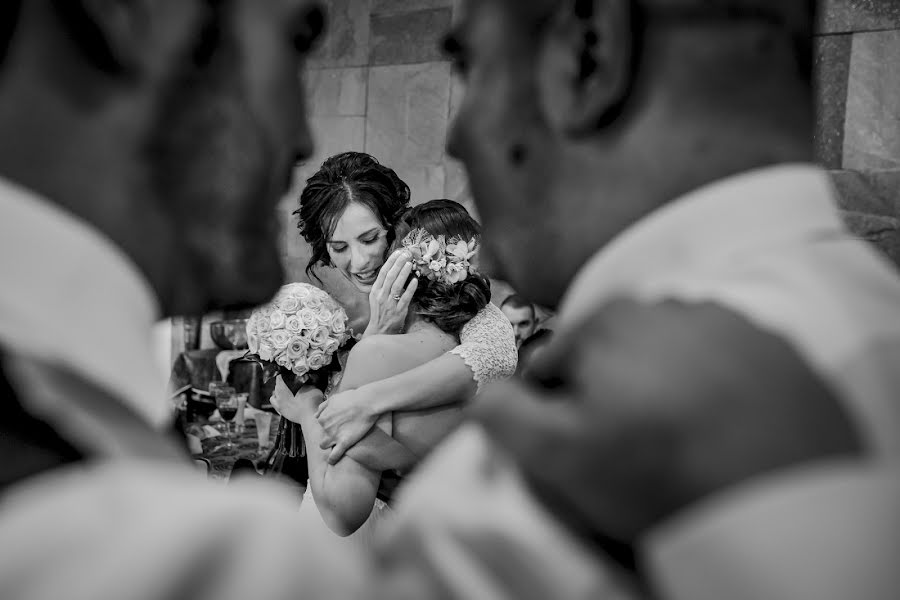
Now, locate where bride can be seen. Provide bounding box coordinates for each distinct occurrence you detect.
[272,200,491,542]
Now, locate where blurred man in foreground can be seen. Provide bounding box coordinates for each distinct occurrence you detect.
[373,1,900,598]
[0,2,374,599]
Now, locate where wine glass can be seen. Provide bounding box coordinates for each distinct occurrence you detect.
[214,386,238,450]
[207,381,225,431]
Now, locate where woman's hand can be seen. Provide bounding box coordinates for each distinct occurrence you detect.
[315,386,381,464]
[363,249,418,337]
[269,375,324,424]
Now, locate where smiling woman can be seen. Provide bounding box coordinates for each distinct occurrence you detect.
[286,151,516,466]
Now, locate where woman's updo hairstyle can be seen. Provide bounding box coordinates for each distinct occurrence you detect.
[391,200,490,335]
[294,152,411,278]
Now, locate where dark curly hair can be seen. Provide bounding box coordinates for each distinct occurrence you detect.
[391,200,490,335]
[294,152,411,279]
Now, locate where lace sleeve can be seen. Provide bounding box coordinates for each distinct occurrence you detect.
[450,302,517,391]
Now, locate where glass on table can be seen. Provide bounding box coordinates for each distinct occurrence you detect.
[254,411,273,455]
[212,385,238,451]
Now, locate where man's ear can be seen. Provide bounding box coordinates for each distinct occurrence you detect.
[537,0,634,137]
[50,0,152,78]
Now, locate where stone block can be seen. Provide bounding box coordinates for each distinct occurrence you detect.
[443,158,479,221]
[843,30,900,170]
[370,8,452,65]
[830,168,900,216]
[813,34,852,169]
[840,210,900,267]
[831,168,900,268]
[307,67,368,116]
[449,72,465,123]
[366,62,452,165]
[395,163,446,205]
[817,0,900,34]
[372,0,452,15]
[302,115,367,178]
[308,0,370,68]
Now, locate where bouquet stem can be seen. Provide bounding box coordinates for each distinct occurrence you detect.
[275,416,305,458]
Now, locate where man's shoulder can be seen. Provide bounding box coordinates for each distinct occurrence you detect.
[0,461,369,600]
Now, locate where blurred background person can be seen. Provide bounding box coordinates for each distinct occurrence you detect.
[500,294,537,349]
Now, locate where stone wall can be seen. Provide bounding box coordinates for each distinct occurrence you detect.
[278,0,467,318]
[170,0,900,363]
[815,0,900,264]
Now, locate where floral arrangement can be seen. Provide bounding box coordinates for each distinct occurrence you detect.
[400,228,479,285]
[246,283,352,462]
[246,282,351,382]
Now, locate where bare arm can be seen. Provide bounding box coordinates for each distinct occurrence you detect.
[315,303,517,461]
[298,336,426,535]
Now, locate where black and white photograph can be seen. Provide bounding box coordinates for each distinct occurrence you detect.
[0,1,898,599]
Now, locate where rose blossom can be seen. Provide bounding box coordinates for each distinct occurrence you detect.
[304,294,323,310]
[315,306,331,324]
[257,316,272,334]
[284,315,303,334]
[247,332,260,353]
[275,352,292,369]
[278,295,301,314]
[269,309,286,330]
[270,330,292,350]
[287,338,310,360]
[309,326,331,348]
[307,350,327,370]
[323,337,340,356]
[330,313,346,334]
[298,308,318,330]
[259,343,275,361]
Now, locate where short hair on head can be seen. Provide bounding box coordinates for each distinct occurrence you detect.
[391,199,491,335]
[294,152,411,279]
[501,294,534,314]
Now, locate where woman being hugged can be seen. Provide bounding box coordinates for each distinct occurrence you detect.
[289,152,516,461]
[279,200,491,538]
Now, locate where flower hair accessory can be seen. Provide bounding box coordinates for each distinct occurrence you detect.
[400,228,479,285]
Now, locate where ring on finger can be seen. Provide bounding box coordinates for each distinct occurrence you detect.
[392,295,402,301]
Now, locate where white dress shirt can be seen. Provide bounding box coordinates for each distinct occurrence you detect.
[380,164,900,599]
[0,177,372,600]
[561,164,900,457]
[0,175,169,425]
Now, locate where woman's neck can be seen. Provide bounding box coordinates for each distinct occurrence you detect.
[404,311,456,345]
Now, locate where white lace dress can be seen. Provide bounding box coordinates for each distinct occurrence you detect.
[299,303,517,548]
[450,302,518,390]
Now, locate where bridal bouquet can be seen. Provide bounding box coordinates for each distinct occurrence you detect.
[246,282,352,458]
[247,282,351,382]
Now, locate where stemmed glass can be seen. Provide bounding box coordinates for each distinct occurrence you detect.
[213,385,238,451]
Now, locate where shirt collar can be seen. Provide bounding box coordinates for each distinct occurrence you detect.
[0,175,168,425]
[559,164,845,328]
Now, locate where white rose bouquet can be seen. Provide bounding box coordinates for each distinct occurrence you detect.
[245,282,353,458]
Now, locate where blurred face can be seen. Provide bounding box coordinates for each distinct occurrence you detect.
[501,304,536,348]
[327,202,390,293]
[445,0,566,306]
[149,0,323,314]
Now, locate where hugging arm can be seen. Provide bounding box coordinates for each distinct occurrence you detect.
[297,337,421,535]
[316,302,517,462]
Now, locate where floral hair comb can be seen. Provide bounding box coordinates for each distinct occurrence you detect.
[400,228,479,285]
